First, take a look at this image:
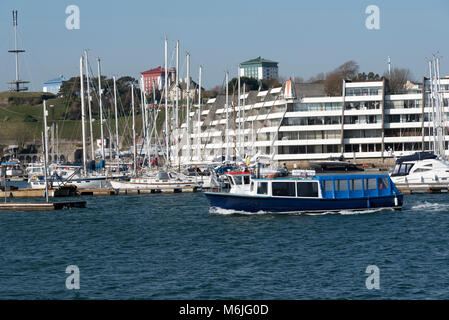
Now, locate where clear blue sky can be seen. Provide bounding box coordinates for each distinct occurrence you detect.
[1,0,448,91]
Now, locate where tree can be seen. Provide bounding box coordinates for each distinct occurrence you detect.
[334,60,359,79]
[384,68,413,94]
[353,72,380,81]
[203,85,222,99]
[228,77,260,92]
[307,72,325,83]
[324,72,344,96]
[324,60,360,96]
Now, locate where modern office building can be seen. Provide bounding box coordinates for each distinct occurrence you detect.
[239,57,279,80]
[174,77,449,167]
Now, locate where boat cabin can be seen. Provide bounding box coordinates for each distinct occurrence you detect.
[226,171,251,193]
[391,152,439,177]
[247,174,397,199]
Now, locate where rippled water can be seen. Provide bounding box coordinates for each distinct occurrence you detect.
[1,192,449,299]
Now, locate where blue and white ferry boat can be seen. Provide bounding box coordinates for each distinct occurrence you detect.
[204,171,403,213]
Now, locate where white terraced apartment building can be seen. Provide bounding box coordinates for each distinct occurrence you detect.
[174,77,449,166]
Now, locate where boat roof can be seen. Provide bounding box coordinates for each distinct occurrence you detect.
[396,152,437,164]
[252,174,390,182]
[226,171,251,175]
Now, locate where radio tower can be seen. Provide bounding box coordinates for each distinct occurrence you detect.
[8,10,29,92]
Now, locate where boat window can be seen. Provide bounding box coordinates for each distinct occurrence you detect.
[272,182,296,197]
[323,180,333,192]
[366,178,377,190]
[250,181,254,192]
[233,175,243,185]
[414,168,432,173]
[350,179,363,191]
[335,179,348,191]
[392,164,401,175]
[398,164,414,175]
[243,176,250,185]
[257,182,268,195]
[297,182,318,197]
[378,178,389,189]
[157,171,170,180]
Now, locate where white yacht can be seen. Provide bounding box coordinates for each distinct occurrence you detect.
[109,171,200,191]
[1,160,26,180]
[390,152,449,189]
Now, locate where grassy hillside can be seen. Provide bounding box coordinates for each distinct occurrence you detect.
[0,92,149,148]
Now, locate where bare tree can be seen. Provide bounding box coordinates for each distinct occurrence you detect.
[307,72,325,83]
[334,60,359,79]
[384,68,413,94]
[324,60,360,96]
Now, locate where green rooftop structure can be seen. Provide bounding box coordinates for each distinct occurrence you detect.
[239,56,279,80]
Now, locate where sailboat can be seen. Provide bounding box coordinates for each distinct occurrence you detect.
[108,39,202,192]
[30,54,119,189]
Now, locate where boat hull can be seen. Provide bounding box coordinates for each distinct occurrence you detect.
[30,177,107,189]
[109,180,198,190]
[204,192,403,213]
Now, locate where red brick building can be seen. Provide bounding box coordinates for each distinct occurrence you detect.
[140,66,175,95]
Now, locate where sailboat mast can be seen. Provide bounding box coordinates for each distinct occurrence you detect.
[225,71,229,162]
[80,56,87,174]
[197,65,202,162]
[175,40,179,165]
[84,50,95,161]
[132,84,137,177]
[140,76,146,144]
[164,38,169,166]
[97,58,105,160]
[243,82,246,156]
[238,66,241,157]
[41,132,49,203]
[186,53,191,162]
[113,76,120,168]
[43,100,49,164]
[435,57,445,158]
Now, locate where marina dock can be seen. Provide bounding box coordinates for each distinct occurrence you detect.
[0,186,76,198]
[0,201,86,211]
[395,183,449,194]
[0,186,200,198]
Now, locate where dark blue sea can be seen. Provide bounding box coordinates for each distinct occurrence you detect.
[1,191,449,299]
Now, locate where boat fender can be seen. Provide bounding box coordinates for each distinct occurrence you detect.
[394,197,398,207]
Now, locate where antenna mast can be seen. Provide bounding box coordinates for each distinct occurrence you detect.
[8,10,29,92]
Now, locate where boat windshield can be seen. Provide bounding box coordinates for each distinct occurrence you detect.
[391,163,414,177]
[233,176,243,185]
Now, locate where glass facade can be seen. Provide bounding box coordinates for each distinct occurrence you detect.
[345,87,381,96]
[289,102,342,112]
